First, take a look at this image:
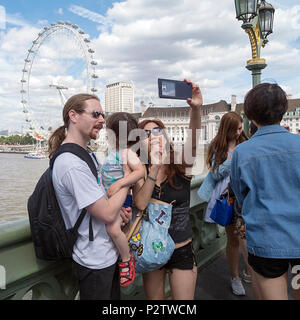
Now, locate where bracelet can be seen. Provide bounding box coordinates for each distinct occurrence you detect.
[147,175,157,182]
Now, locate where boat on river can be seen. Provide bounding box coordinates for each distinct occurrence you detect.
[24,150,47,159]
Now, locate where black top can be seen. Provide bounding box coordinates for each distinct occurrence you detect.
[147,166,193,244]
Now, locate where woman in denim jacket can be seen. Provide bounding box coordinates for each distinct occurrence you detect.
[231,83,300,300]
[198,111,252,296]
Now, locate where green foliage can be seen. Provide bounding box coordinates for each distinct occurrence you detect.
[0,134,37,145]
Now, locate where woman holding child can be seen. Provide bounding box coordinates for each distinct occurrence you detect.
[132,79,203,300]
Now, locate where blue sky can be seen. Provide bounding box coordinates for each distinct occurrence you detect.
[0,0,300,133]
[1,0,115,38]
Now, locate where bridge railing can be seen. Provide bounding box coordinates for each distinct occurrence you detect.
[0,174,226,300]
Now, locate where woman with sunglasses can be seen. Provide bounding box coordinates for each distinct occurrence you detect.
[133,79,202,300]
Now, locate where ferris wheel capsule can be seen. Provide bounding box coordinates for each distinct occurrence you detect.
[44,27,49,31]
[65,21,71,25]
[88,49,95,53]
[72,24,78,29]
[21,79,26,83]
[78,30,85,34]
[91,88,98,92]
[22,69,28,73]
[91,61,98,65]
[58,21,64,25]
[25,58,30,63]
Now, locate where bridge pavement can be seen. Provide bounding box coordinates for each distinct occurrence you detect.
[194,249,294,300]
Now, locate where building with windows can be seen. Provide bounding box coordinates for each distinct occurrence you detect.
[280,98,300,134]
[105,81,135,113]
[140,99,232,144]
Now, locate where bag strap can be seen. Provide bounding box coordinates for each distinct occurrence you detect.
[50,143,97,241]
[123,211,143,241]
[144,165,175,206]
[144,165,148,181]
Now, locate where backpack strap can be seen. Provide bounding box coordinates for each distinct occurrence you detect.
[50,143,98,241]
[50,143,98,179]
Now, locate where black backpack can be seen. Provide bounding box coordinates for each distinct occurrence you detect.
[28,143,98,260]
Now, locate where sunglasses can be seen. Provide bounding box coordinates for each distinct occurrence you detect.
[79,109,105,119]
[143,126,165,138]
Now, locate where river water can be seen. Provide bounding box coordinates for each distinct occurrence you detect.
[0,146,207,225]
[0,153,49,224]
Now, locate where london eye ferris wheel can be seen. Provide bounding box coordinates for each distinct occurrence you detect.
[20,21,100,139]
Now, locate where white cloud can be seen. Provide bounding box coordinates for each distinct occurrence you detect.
[69,4,110,26]
[5,12,28,28]
[38,20,48,26]
[90,0,300,106]
[0,5,6,30]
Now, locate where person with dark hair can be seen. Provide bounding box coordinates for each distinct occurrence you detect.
[101,112,144,287]
[133,79,202,300]
[198,111,251,296]
[49,93,132,300]
[231,83,300,300]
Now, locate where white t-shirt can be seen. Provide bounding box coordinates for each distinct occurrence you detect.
[52,152,118,269]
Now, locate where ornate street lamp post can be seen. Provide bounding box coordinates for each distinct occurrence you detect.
[234,0,275,134]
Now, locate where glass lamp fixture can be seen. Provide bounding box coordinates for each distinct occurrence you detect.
[235,0,258,23]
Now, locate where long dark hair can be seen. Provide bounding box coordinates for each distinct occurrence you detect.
[138,119,189,190]
[207,111,247,171]
[48,93,99,158]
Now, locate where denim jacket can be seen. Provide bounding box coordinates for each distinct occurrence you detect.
[230,125,300,258]
[197,157,231,202]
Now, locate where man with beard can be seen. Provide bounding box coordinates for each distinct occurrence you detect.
[48,93,132,300]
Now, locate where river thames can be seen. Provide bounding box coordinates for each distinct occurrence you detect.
[0,153,49,224]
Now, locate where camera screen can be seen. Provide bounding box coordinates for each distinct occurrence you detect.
[161,80,175,97]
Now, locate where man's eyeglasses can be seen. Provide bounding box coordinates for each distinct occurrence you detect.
[143,126,165,138]
[79,109,105,119]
